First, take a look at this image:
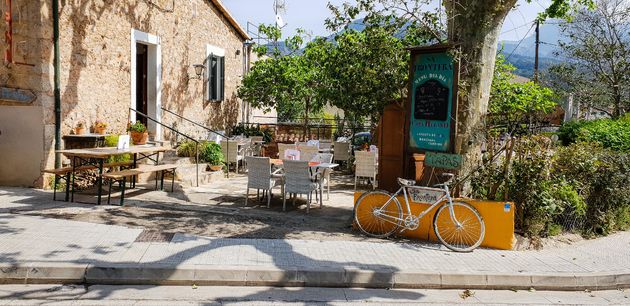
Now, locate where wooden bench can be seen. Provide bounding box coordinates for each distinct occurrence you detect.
[43,161,135,201]
[102,164,178,206]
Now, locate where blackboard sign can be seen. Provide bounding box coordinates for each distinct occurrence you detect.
[414,80,449,121]
[407,47,458,153]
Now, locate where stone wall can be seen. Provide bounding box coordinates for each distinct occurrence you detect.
[0,0,248,187]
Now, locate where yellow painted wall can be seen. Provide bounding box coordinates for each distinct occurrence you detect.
[354,192,516,250]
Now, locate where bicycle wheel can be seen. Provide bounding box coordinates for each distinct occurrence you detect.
[433,201,485,252]
[354,190,403,238]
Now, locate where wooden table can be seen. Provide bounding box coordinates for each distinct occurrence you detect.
[57,145,169,205]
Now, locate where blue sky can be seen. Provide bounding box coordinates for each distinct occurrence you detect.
[223,0,552,42]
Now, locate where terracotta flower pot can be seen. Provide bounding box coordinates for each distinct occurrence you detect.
[94,126,106,135]
[209,165,223,172]
[75,127,86,135]
[130,131,149,145]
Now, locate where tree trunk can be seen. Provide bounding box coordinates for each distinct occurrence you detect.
[304,97,310,139]
[445,0,517,190]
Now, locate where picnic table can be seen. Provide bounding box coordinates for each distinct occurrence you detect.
[56,145,168,205]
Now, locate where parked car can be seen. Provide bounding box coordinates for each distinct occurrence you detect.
[350,132,372,151]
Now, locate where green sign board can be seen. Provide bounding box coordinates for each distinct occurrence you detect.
[424,151,463,170]
[409,49,456,152]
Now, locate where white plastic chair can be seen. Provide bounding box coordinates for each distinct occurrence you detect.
[245,156,283,208]
[354,151,378,190]
[284,149,301,160]
[221,140,245,173]
[282,160,322,213]
[311,153,334,200]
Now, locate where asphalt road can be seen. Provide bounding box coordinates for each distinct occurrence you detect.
[0,284,628,305]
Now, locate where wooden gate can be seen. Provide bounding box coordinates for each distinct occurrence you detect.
[377,103,406,192]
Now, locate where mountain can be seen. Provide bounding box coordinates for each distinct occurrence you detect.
[498,21,566,78]
[263,19,566,78]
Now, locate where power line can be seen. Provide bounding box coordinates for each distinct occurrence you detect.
[501,22,535,35]
[505,22,535,61]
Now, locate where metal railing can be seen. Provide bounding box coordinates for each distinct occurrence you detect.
[128,108,200,186]
[161,107,233,178]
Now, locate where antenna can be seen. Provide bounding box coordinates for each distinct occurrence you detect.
[274,0,287,28]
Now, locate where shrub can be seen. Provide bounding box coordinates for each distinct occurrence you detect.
[471,136,629,238]
[177,140,199,158]
[582,150,630,235]
[558,117,630,152]
[104,135,131,163]
[200,142,224,165]
[231,123,273,142]
[177,140,224,165]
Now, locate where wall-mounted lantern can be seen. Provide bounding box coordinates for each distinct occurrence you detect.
[188,64,205,80]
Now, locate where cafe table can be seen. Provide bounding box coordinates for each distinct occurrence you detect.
[56,145,168,205]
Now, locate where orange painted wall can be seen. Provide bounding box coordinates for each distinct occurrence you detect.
[354,193,516,250]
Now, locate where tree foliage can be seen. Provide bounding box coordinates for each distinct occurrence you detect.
[546,0,630,118]
[489,53,557,132]
[238,26,327,123]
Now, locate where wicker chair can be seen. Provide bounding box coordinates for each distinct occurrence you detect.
[221,140,245,174]
[245,156,283,208]
[298,146,319,162]
[277,143,296,159]
[319,140,332,152]
[282,160,323,213]
[311,153,334,200]
[354,151,378,190]
[333,141,351,165]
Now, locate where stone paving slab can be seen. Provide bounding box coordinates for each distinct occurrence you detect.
[0,212,630,289]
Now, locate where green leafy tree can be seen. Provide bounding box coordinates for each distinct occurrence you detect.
[489,54,558,133]
[326,0,593,175]
[238,26,329,133]
[546,0,630,118]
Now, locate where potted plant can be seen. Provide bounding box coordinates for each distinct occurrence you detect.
[74,121,86,135]
[201,142,224,172]
[93,120,107,135]
[128,121,148,145]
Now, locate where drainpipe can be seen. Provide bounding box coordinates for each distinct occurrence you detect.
[53,0,61,168]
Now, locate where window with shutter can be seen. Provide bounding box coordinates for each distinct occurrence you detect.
[206,54,225,102]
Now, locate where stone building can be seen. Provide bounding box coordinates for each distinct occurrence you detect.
[0,0,256,187]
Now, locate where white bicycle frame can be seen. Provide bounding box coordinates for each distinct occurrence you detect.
[374,183,462,228]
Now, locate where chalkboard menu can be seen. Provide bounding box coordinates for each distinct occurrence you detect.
[414,80,449,121]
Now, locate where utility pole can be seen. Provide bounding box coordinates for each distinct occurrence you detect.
[534,20,540,84]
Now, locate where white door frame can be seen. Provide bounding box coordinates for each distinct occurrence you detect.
[130,29,162,140]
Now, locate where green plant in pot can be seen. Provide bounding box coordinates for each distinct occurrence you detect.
[128,121,148,145]
[201,142,224,172]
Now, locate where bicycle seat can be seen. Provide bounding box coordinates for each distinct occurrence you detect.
[397,178,416,186]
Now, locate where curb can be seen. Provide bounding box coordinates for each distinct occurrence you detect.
[1,263,629,291]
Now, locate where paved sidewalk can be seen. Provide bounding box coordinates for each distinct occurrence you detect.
[1,211,629,290]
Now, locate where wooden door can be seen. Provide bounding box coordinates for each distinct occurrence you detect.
[378,103,407,192]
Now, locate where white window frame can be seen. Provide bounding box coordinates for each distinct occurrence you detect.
[206,44,225,102]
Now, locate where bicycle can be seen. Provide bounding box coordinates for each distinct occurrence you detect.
[354,173,485,252]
